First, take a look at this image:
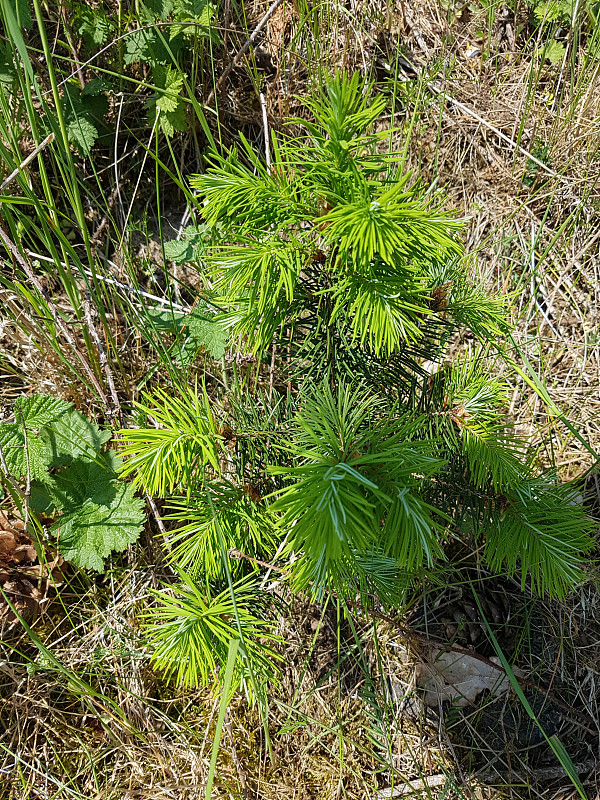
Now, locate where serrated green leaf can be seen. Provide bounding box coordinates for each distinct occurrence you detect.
[163,238,193,262]
[154,65,184,113]
[172,0,213,23]
[0,395,71,480]
[158,106,187,137]
[80,90,109,119]
[145,0,175,18]
[163,224,208,263]
[186,313,228,359]
[147,65,187,136]
[15,394,72,428]
[539,39,566,63]
[144,307,228,359]
[29,480,54,515]
[124,29,157,64]
[42,407,112,467]
[0,423,52,481]
[81,78,113,96]
[45,453,120,511]
[76,7,110,47]
[52,485,145,571]
[67,115,98,156]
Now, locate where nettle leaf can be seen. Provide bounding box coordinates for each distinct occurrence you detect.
[163,239,192,263]
[82,78,113,96]
[52,486,145,571]
[145,0,175,18]
[67,115,98,156]
[0,393,145,572]
[174,0,210,18]
[15,394,71,428]
[59,81,111,155]
[539,40,566,63]
[125,29,158,64]
[186,311,228,359]
[125,27,182,66]
[154,65,184,112]
[147,66,187,136]
[159,105,187,137]
[172,0,214,29]
[46,452,121,511]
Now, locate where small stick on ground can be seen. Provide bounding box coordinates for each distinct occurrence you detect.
[0,134,54,193]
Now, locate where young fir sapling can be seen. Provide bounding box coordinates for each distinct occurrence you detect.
[118,73,594,692]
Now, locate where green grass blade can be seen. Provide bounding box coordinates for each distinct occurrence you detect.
[204,637,240,800]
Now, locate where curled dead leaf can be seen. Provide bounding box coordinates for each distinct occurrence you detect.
[417,648,525,707]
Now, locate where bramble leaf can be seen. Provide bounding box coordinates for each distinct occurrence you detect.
[145,306,229,360]
[185,312,228,359]
[45,452,121,510]
[145,0,175,18]
[163,224,208,263]
[124,29,158,64]
[154,65,184,113]
[540,40,566,63]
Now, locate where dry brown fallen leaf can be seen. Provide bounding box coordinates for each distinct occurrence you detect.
[416,648,525,707]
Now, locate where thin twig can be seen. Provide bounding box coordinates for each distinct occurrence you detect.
[24,251,192,312]
[205,0,286,107]
[0,134,54,193]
